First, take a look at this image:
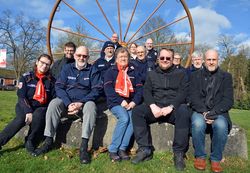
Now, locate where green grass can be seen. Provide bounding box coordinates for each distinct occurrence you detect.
[0,91,249,172]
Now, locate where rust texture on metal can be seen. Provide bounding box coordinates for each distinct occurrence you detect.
[47,0,61,59]
[123,0,139,41]
[96,0,115,34]
[51,26,106,42]
[126,0,166,44]
[180,0,195,67]
[47,0,195,67]
[131,15,188,43]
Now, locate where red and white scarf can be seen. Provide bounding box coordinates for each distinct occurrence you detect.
[33,71,47,104]
[115,64,134,98]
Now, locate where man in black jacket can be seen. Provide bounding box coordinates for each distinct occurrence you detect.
[190,49,233,173]
[131,48,190,171]
[50,42,76,79]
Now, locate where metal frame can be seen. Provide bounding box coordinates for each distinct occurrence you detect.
[47,0,195,66]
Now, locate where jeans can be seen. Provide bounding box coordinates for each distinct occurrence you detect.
[109,105,133,152]
[191,111,228,161]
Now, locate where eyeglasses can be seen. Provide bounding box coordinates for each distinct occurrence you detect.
[65,49,75,52]
[75,54,88,58]
[39,60,51,67]
[137,51,145,54]
[159,56,171,61]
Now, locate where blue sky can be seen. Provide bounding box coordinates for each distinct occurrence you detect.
[1,0,250,50]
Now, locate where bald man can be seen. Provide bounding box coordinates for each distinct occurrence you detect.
[145,38,158,71]
[189,49,234,173]
[33,46,102,164]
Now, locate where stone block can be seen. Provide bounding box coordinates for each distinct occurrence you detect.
[16,112,248,159]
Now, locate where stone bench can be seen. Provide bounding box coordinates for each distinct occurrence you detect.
[17,111,248,159]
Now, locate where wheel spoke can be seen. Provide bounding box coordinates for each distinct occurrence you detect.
[126,0,166,43]
[61,0,110,40]
[129,15,188,44]
[154,42,192,47]
[51,26,106,42]
[123,0,139,41]
[95,0,115,34]
[117,0,122,41]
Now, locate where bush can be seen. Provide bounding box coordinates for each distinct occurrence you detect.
[233,99,250,110]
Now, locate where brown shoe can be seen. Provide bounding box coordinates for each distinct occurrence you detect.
[194,158,206,170]
[211,161,223,173]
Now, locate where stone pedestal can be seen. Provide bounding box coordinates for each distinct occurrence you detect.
[17,112,248,159]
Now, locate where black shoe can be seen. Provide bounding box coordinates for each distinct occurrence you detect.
[118,150,130,160]
[131,148,153,164]
[25,140,35,153]
[109,152,121,162]
[32,138,53,157]
[80,149,91,164]
[174,152,186,171]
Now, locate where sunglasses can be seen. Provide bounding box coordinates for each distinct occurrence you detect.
[159,56,171,61]
[75,54,88,58]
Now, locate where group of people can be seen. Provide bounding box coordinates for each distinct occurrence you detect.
[0,34,233,173]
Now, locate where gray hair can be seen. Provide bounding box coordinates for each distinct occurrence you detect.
[191,51,203,59]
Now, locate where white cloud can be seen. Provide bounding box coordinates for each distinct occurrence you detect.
[175,6,231,47]
[174,32,191,41]
[239,39,250,48]
[197,0,217,8]
[234,33,248,42]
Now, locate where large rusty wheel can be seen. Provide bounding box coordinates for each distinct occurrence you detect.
[47,0,195,67]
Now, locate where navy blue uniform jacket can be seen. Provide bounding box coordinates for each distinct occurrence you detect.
[104,64,143,109]
[17,71,55,114]
[55,63,102,107]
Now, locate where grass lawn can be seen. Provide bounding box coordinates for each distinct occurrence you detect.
[0,91,249,173]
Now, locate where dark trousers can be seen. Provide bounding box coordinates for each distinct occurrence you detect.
[132,103,191,153]
[0,104,47,147]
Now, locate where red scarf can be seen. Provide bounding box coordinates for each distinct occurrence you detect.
[115,64,134,98]
[33,71,47,104]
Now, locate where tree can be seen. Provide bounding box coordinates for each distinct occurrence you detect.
[221,53,248,101]
[53,22,101,61]
[0,10,46,80]
[140,15,175,47]
[217,34,237,59]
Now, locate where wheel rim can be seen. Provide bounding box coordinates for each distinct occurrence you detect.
[47,0,195,67]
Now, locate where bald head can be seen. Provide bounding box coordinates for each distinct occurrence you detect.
[74,46,89,70]
[204,49,219,72]
[145,38,153,50]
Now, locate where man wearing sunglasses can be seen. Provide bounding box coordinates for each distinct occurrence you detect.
[131,48,190,171]
[32,46,102,165]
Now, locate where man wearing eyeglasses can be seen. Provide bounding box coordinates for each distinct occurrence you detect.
[131,48,190,171]
[51,42,76,79]
[189,49,233,173]
[32,46,102,165]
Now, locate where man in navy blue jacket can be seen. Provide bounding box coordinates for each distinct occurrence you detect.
[33,46,102,164]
